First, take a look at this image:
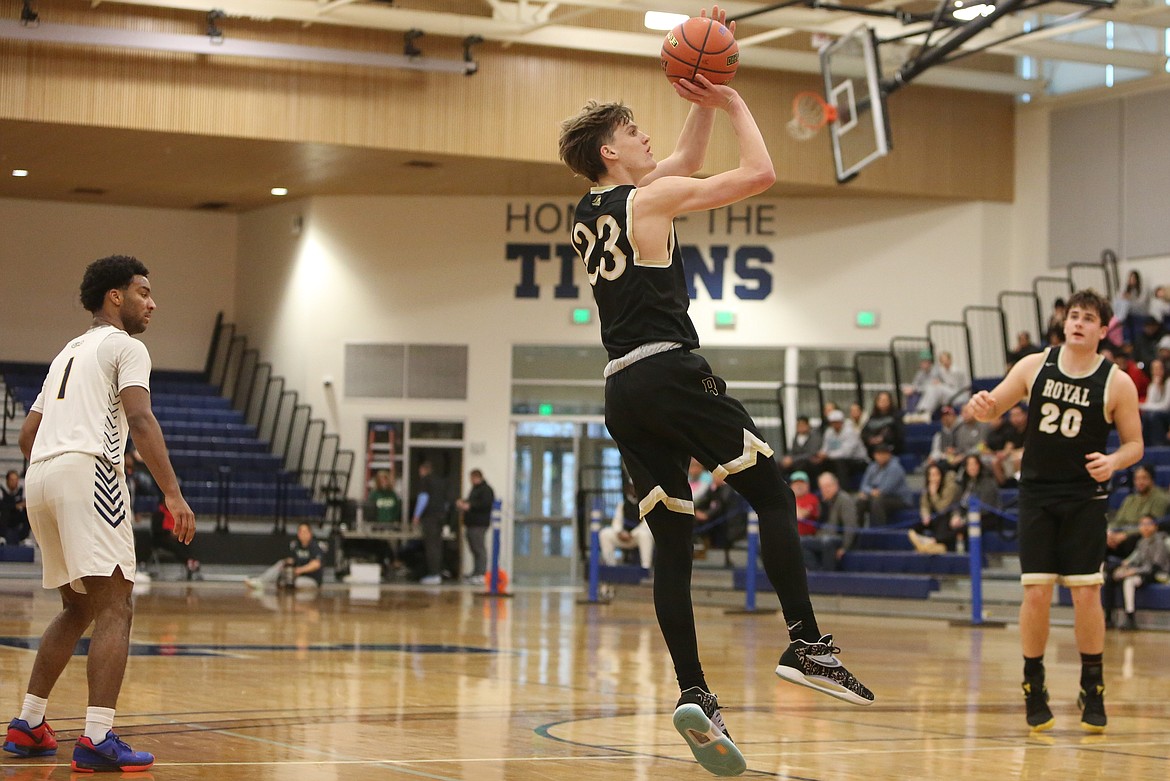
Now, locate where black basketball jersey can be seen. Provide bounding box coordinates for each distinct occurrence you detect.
[570,184,700,360]
[1021,346,1116,499]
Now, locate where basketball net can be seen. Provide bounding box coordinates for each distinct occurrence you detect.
[786,91,839,142]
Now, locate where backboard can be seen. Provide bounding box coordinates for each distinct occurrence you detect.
[821,26,892,184]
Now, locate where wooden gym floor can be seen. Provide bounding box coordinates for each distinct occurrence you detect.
[1,580,1168,780]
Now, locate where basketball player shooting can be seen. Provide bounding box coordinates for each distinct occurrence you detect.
[558,6,873,777]
[966,289,1142,733]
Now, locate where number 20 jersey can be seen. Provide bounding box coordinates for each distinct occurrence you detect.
[1021,345,1116,500]
[571,184,699,360]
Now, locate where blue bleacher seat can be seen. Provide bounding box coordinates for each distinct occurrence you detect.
[734,568,939,599]
[1059,584,1170,611]
[597,565,650,584]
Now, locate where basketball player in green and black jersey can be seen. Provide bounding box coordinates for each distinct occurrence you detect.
[558,6,872,776]
[968,289,1142,733]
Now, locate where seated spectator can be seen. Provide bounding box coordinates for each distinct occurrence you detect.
[812,409,868,489]
[1115,269,1149,343]
[1005,330,1042,369]
[914,351,970,418]
[901,356,933,412]
[855,443,912,527]
[848,401,866,433]
[693,474,749,568]
[1151,285,1170,325]
[986,404,1027,486]
[687,458,712,505]
[367,469,403,526]
[1103,514,1170,631]
[245,522,325,592]
[1114,349,1149,402]
[0,470,30,546]
[953,454,1001,532]
[1140,360,1170,445]
[788,471,820,536]
[1045,298,1067,345]
[861,391,905,456]
[1111,464,1169,530]
[926,406,965,472]
[802,472,858,572]
[779,416,822,476]
[599,481,653,569]
[908,463,959,554]
[1133,316,1164,370]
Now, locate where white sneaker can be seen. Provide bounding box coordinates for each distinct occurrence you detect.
[244,577,263,591]
[419,575,442,586]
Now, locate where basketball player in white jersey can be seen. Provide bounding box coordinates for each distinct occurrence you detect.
[3,256,195,772]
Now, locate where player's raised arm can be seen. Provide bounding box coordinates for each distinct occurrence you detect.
[966,351,1044,423]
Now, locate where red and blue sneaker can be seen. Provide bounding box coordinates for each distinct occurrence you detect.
[3,718,57,757]
[71,731,154,773]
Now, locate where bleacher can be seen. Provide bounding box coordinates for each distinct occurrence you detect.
[0,362,324,521]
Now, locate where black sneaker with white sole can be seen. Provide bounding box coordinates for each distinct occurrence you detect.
[672,687,746,777]
[775,634,874,706]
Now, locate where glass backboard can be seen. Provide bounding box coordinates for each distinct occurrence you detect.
[821,26,892,183]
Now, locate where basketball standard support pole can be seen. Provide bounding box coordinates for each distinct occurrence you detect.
[726,512,778,616]
[578,501,611,605]
[951,498,1005,628]
[479,499,512,599]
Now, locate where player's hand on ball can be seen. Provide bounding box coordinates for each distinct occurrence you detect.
[673,74,738,108]
[701,5,735,36]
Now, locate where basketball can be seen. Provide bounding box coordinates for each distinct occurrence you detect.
[485,568,508,592]
[660,16,739,85]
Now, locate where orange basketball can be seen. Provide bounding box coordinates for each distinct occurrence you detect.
[660,16,739,85]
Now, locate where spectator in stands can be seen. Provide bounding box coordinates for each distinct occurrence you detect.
[812,409,868,489]
[1113,349,1149,403]
[1133,316,1164,370]
[908,462,959,554]
[1111,464,1169,529]
[245,522,324,592]
[1140,359,1170,445]
[0,470,30,546]
[948,453,1002,542]
[455,469,495,583]
[788,472,820,536]
[855,443,912,527]
[927,406,965,472]
[1150,285,1170,325]
[861,391,905,456]
[848,401,866,433]
[901,356,933,413]
[148,499,201,580]
[1115,270,1149,344]
[1045,298,1067,345]
[914,352,971,419]
[599,479,653,569]
[1102,514,1170,631]
[1006,331,1042,370]
[802,472,858,571]
[412,461,449,586]
[986,404,1027,487]
[693,474,748,568]
[367,469,402,526]
[687,458,712,505]
[780,417,822,476]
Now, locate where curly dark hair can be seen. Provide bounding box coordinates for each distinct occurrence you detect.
[1067,288,1113,326]
[79,255,149,313]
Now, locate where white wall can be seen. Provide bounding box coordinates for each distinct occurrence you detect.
[0,197,238,370]
[232,193,1022,498]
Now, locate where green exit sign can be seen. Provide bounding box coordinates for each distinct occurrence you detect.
[856,311,879,328]
[538,403,554,416]
[571,308,592,325]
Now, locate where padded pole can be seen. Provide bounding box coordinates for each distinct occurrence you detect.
[587,503,603,603]
[968,498,983,626]
[488,499,503,595]
[744,512,760,612]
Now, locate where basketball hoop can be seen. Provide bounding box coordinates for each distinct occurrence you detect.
[786,91,839,142]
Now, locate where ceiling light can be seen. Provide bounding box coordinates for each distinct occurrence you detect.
[12,169,28,177]
[644,11,688,31]
[271,187,288,196]
[953,3,995,20]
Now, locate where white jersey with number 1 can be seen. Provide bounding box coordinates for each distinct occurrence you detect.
[29,324,152,472]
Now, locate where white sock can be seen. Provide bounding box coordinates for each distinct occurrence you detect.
[84,707,115,743]
[18,694,47,727]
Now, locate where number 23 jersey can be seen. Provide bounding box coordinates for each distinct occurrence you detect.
[1021,345,1116,499]
[571,184,699,360]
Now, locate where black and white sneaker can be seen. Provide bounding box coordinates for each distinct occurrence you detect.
[672,687,746,777]
[775,634,874,706]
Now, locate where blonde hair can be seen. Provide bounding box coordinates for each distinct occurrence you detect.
[558,101,633,182]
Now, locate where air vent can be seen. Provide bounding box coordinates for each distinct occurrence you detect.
[71,187,107,195]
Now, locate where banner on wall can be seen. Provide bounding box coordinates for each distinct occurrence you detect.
[504,200,777,302]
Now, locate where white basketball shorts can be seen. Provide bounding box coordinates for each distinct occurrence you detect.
[25,453,137,593]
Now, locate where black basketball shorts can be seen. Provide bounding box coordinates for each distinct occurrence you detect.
[1017,491,1108,587]
[605,349,773,518]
